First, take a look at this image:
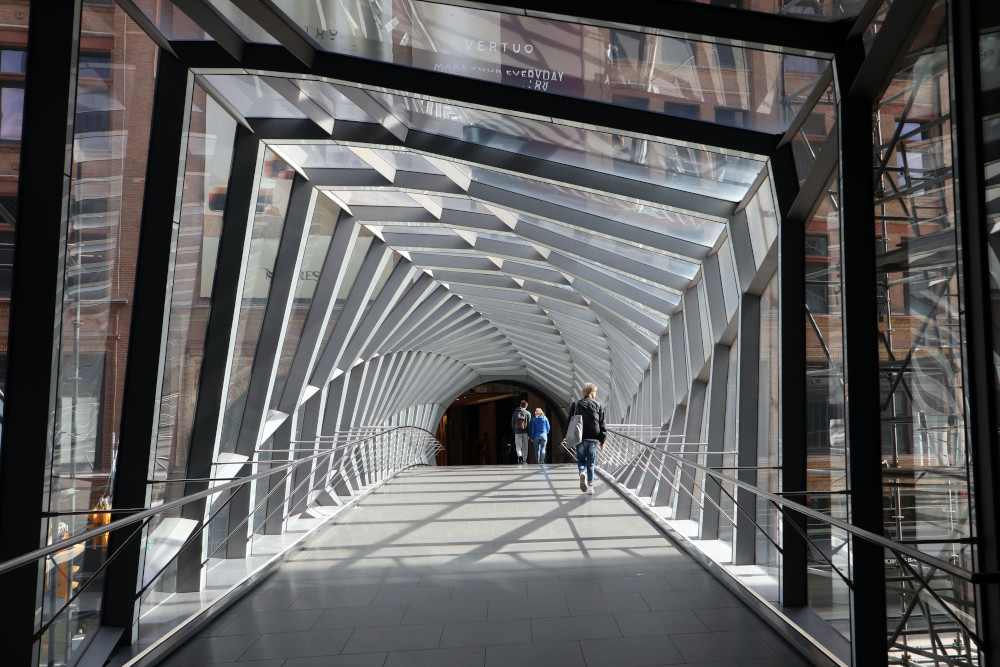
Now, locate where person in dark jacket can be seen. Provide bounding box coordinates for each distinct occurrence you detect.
[570,382,607,495]
[529,408,550,464]
[511,400,531,464]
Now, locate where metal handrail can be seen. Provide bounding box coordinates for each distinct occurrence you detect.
[601,428,982,583]
[0,426,439,576]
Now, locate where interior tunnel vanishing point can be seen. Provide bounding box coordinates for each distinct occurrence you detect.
[1,1,1000,666]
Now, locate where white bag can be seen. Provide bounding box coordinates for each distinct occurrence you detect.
[565,402,583,447]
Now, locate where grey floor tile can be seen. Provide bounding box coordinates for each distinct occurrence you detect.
[670,630,782,663]
[401,600,488,625]
[579,635,685,667]
[488,596,570,621]
[614,609,709,637]
[373,585,455,606]
[485,640,586,667]
[526,578,602,598]
[290,585,380,609]
[642,588,735,611]
[342,623,444,654]
[440,619,531,648]
[239,628,353,660]
[566,592,650,616]
[384,646,486,667]
[558,565,628,580]
[163,661,284,667]
[160,634,260,665]
[692,607,774,632]
[738,656,811,666]
[313,604,408,629]
[531,614,621,642]
[663,572,732,591]
[597,575,674,595]
[449,584,527,604]
[285,656,388,667]
[215,608,324,636]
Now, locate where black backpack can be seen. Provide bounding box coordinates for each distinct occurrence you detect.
[515,409,529,430]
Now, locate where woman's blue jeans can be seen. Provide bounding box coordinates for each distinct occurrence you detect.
[534,436,547,463]
[576,439,599,485]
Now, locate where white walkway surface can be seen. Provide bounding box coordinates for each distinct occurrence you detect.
[161,465,810,666]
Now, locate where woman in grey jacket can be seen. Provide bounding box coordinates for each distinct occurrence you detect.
[570,382,607,495]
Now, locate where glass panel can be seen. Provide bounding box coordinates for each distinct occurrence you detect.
[0,7,29,399]
[205,0,279,44]
[293,80,376,123]
[470,167,725,248]
[218,148,295,457]
[201,75,307,119]
[41,5,158,664]
[269,194,340,410]
[152,89,237,505]
[271,0,827,133]
[744,174,779,264]
[755,275,780,583]
[805,170,850,640]
[791,80,837,185]
[691,0,865,20]
[875,4,977,662]
[309,228,375,383]
[129,0,211,40]
[273,143,369,169]
[376,90,765,200]
[874,1,971,548]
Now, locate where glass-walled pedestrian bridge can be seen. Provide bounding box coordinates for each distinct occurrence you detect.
[0,2,997,667]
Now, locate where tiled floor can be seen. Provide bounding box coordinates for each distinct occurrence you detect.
[161,465,810,667]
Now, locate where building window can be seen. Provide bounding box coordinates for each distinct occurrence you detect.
[0,49,26,73]
[0,86,24,141]
[79,53,112,80]
[0,47,26,143]
[715,107,749,127]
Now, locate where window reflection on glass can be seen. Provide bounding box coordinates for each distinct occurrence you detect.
[142,84,238,616]
[875,5,976,663]
[269,194,341,411]
[804,170,849,639]
[309,228,376,383]
[373,90,764,201]
[756,275,780,582]
[218,148,296,457]
[271,0,827,133]
[41,3,157,665]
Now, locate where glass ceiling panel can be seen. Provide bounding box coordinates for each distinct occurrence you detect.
[471,167,725,247]
[374,91,764,201]
[205,0,279,43]
[373,149,440,174]
[130,0,211,40]
[274,144,369,169]
[337,190,420,207]
[202,75,306,118]
[293,80,377,123]
[514,214,701,279]
[269,0,827,132]
[711,0,866,20]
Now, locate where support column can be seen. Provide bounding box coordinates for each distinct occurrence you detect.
[0,3,81,664]
[772,142,807,607]
[954,0,1000,660]
[841,93,888,667]
[734,294,760,566]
